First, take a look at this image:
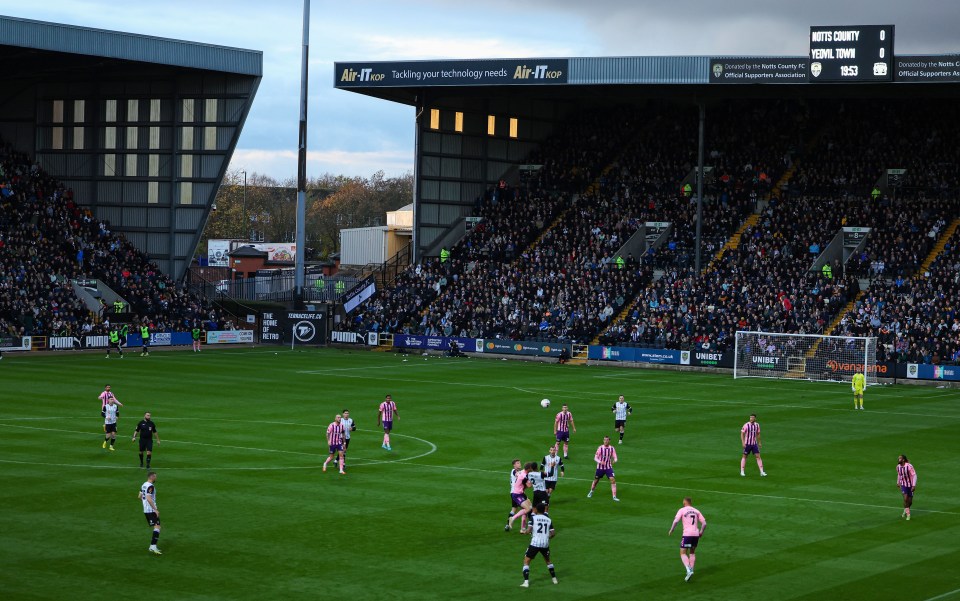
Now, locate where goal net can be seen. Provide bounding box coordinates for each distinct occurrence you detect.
[733,331,878,385]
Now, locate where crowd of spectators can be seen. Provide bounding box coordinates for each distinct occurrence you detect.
[846,196,957,279]
[0,142,224,338]
[835,226,960,364]
[794,100,960,197]
[346,106,650,338]
[601,194,860,350]
[350,100,809,342]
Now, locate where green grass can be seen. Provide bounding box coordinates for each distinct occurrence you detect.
[2,347,960,601]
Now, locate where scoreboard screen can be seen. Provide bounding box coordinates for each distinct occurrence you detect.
[809,25,894,82]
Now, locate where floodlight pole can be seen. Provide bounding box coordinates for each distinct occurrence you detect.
[694,102,705,273]
[294,0,310,308]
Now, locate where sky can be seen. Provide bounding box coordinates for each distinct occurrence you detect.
[3,1,959,179]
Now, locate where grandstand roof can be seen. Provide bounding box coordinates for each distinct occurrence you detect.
[335,54,960,105]
[0,15,261,76]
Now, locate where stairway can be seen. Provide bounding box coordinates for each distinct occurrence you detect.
[822,290,866,338]
[701,213,760,274]
[918,217,960,277]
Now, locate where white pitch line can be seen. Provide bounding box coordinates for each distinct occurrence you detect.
[376,460,960,517]
[0,423,438,468]
[924,588,960,601]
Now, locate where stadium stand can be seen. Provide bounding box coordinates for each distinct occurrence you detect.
[835,225,960,365]
[0,143,224,338]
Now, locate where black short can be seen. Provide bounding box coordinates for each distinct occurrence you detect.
[545,479,558,490]
[534,491,550,506]
[104,423,117,434]
[615,419,626,428]
[139,438,153,452]
[525,545,550,560]
[144,512,160,527]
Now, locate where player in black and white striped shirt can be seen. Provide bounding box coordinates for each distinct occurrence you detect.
[541,446,564,497]
[520,503,557,587]
[525,461,550,509]
[611,395,633,444]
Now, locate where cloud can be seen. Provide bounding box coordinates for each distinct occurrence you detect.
[229,148,413,180]
[354,34,576,60]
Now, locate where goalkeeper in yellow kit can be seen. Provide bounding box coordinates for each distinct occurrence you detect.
[851,372,865,409]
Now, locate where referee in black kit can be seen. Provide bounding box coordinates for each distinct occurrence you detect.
[132,412,160,468]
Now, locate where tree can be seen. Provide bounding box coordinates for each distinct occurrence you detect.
[199,169,413,260]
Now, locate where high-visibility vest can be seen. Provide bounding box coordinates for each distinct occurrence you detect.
[113,300,124,313]
[440,248,450,262]
[109,331,120,343]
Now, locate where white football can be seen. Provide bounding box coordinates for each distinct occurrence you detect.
[540,399,551,408]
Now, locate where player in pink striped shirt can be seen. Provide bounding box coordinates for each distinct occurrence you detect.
[553,404,576,459]
[897,454,917,520]
[378,394,399,451]
[506,464,531,531]
[323,414,346,474]
[668,497,706,581]
[740,414,767,477]
[587,436,619,501]
[99,385,122,410]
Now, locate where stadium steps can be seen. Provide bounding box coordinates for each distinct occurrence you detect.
[701,213,760,274]
[768,162,798,201]
[822,290,866,339]
[591,295,642,345]
[918,216,960,276]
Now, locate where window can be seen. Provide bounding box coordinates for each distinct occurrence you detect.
[182,99,194,123]
[455,112,464,133]
[74,100,85,123]
[148,154,159,177]
[126,154,138,177]
[180,182,193,205]
[204,127,217,150]
[148,182,159,204]
[429,109,440,130]
[52,100,64,123]
[204,99,217,122]
[52,127,63,150]
[180,154,193,178]
[509,118,518,139]
[487,115,496,136]
[105,127,117,149]
[149,127,160,150]
[149,99,161,122]
[127,99,139,122]
[73,127,85,150]
[126,127,139,150]
[104,154,116,176]
[105,100,117,122]
[181,127,194,151]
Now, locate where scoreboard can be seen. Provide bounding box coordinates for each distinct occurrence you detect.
[809,25,894,82]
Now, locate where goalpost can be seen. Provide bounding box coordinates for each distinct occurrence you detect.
[733,330,878,385]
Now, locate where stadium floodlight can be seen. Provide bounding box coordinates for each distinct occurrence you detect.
[733,330,878,385]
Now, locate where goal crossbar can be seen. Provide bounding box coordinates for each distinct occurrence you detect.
[733,330,878,385]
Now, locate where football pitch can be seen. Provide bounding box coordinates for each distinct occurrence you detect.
[2,348,960,601]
